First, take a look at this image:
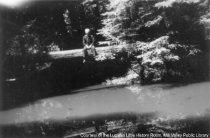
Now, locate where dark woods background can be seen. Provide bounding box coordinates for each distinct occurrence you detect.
[1,0,107,51]
[0,0,210,110]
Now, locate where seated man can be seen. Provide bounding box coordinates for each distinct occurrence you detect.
[82,28,97,63]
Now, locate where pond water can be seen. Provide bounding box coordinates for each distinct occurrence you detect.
[0,82,210,137]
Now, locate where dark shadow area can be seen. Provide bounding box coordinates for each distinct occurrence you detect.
[1,57,130,111]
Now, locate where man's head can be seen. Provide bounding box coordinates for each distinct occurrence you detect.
[85,28,90,35]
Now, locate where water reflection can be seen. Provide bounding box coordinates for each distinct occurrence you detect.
[0,82,210,137]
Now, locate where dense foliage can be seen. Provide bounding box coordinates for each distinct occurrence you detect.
[98,0,210,83]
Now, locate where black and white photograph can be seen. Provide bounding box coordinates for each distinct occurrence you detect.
[0,0,210,137]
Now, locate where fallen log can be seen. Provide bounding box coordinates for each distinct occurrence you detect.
[48,46,123,59]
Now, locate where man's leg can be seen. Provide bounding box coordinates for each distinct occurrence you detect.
[83,47,88,63]
[91,46,97,57]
